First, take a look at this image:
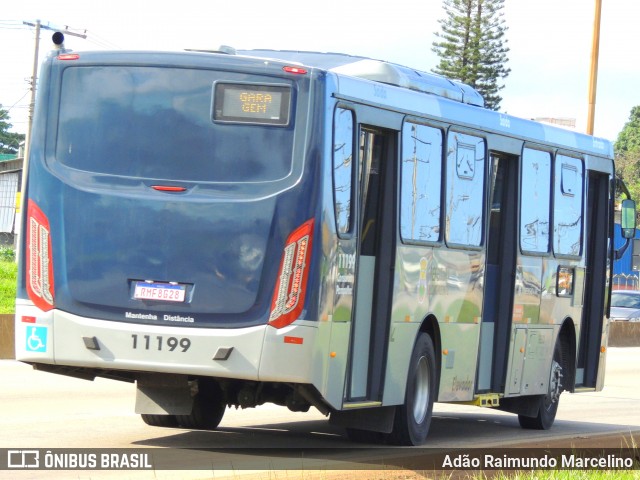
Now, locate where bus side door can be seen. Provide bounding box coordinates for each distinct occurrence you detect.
[347,127,397,404]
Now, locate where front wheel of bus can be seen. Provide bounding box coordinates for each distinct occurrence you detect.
[388,332,436,446]
[518,340,564,430]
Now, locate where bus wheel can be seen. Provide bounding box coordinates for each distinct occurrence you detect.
[140,414,178,428]
[518,340,564,430]
[176,381,226,430]
[388,333,436,445]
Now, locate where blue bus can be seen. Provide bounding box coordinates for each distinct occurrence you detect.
[15,37,631,445]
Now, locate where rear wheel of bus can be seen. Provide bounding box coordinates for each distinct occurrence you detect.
[518,339,564,430]
[141,413,178,428]
[388,332,437,445]
[175,380,226,430]
[141,380,226,431]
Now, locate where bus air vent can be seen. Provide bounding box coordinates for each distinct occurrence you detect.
[330,59,484,107]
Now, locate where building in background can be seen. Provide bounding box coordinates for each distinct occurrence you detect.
[614,206,640,291]
[0,149,23,246]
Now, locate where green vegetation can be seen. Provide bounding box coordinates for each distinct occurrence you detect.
[306,468,640,479]
[467,471,639,480]
[432,0,510,111]
[0,106,25,154]
[0,247,17,313]
[616,106,640,203]
[0,245,15,262]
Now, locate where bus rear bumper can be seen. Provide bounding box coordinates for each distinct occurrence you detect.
[14,305,318,384]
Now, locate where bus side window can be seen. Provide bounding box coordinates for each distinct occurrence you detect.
[333,108,355,236]
[445,132,485,247]
[520,148,551,254]
[400,122,443,243]
[554,155,584,256]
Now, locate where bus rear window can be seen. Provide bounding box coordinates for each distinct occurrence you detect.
[213,83,291,126]
[55,66,294,183]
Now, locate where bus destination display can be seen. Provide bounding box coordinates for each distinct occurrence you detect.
[214,83,291,126]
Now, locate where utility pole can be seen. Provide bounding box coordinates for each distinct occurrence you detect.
[16,20,87,255]
[587,0,602,136]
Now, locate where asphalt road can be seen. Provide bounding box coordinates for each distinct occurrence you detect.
[1,347,639,478]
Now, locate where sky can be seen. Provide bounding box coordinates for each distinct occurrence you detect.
[1,0,639,141]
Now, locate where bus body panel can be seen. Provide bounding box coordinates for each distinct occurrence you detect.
[16,301,322,385]
[18,51,321,329]
[56,186,279,322]
[381,322,420,406]
[15,301,55,363]
[388,245,484,403]
[596,327,608,390]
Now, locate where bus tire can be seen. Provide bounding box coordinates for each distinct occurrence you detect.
[518,339,564,430]
[388,332,436,445]
[176,381,226,430]
[140,414,179,428]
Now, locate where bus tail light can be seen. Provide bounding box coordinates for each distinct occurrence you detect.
[57,53,80,61]
[26,200,55,312]
[283,66,308,75]
[269,219,314,329]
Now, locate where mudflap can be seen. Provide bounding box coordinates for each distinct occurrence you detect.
[135,373,194,415]
[329,406,396,433]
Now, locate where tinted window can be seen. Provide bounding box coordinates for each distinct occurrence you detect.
[520,148,551,253]
[400,122,443,243]
[333,108,354,235]
[56,66,294,182]
[445,132,485,246]
[554,155,583,256]
[611,292,640,309]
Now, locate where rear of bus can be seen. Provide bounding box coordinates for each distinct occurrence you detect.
[15,49,326,414]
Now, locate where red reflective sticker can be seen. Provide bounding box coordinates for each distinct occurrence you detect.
[284,336,303,345]
[151,185,187,192]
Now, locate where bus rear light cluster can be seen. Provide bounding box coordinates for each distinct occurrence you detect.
[26,200,55,312]
[269,219,314,329]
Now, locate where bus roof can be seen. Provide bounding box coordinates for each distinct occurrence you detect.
[238,49,484,107]
[235,49,613,158]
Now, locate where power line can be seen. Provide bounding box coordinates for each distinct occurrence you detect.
[23,20,87,39]
[7,92,29,112]
[0,20,23,28]
[84,32,121,50]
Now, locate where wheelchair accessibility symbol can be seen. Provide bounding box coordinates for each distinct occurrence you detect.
[26,326,48,353]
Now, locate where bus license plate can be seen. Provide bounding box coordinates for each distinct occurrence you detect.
[134,282,186,302]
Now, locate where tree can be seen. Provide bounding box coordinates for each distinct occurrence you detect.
[0,106,25,155]
[432,0,510,111]
[615,106,640,202]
